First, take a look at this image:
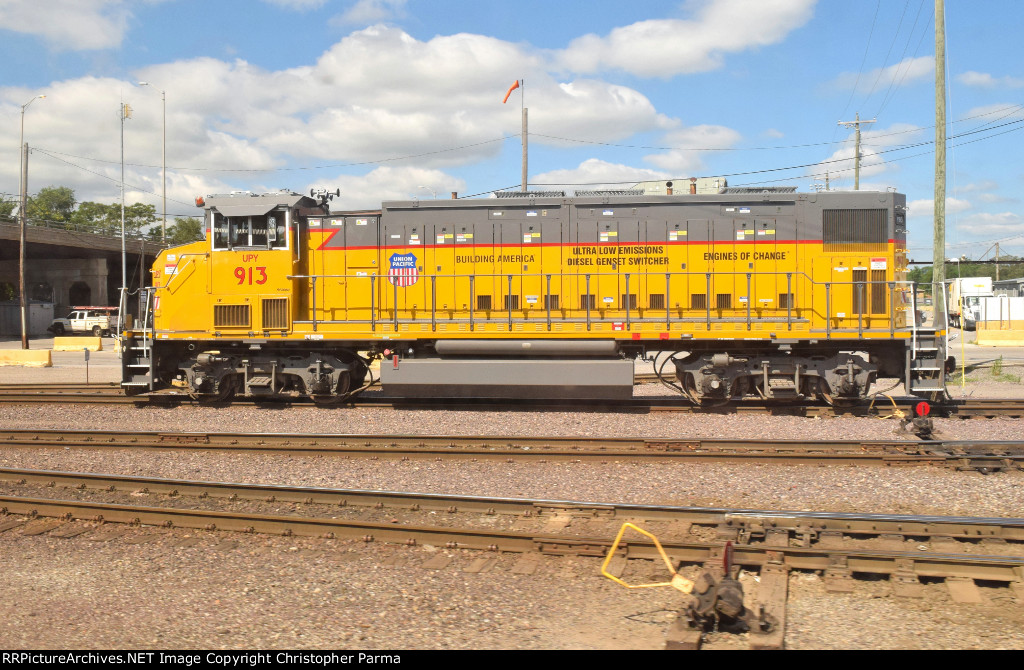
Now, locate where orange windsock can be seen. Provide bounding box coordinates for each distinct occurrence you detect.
[502,80,520,104]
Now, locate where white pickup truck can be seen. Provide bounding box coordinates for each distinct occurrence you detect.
[47,307,118,337]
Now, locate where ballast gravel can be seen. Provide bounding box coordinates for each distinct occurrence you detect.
[1,362,1023,649]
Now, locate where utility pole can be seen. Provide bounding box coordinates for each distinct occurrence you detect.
[837,113,876,190]
[121,101,132,293]
[19,144,29,349]
[933,0,947,326]
[522,105,528,192]
[18,94,45,349]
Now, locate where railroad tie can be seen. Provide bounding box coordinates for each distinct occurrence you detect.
[748,557,789,651]
[463,557,498,574]
[945,577,984,604]
[48,523,93,538]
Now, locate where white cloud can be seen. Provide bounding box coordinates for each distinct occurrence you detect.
[313,166,466,209]
[330,0,407,25]
[261,0,327,9]
[554,0,816,78]
[957,71,1024,89]
[830,56,934,93]
[957,103,1024,127]
[814,123,926,184]
[533,159,670,192]
[1,21,748,215]
[906,197,972,220]
[643,125,742,174]
[0,0,133,51]
[124,27,674,168]
[954,211,1023,235]
[959,180,1000,193]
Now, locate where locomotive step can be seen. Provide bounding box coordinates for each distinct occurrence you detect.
[246,376,273,387]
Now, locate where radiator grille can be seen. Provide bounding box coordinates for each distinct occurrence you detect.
[691,294,707,310]
[503,295,520,310]
[871,269,887,314]
[852,269,868,315]
[214,304,250,328]
[262,298,288,330]
[716,294,732,309]
[823,209,888,251]
[649,293,665,310]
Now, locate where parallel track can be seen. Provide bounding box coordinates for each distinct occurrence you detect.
[5,467,1022,650]
[2,382,1024,416]
[2,428,1023,470]
[2,468,1022,586]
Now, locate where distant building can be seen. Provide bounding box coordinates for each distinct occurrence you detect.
[994,277,1024,297]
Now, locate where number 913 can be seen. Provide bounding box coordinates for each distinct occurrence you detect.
[234,266,268,285]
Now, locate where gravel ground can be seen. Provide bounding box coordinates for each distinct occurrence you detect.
[2,359,1024,650]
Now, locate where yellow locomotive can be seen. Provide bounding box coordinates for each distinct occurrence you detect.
[120,187,946,404]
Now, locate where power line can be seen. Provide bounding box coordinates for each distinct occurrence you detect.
[875,1,934,118]
[859,0,911,111]
[531,118,1024,188]
[32,147,196,207]
[838,0,881,121]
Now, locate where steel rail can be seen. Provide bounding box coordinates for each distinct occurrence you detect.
[1,428,1023,469]
[3,466,1024,542]
[1,383,1024,417]
[1,491,1022,584]
[2,383,1024,420]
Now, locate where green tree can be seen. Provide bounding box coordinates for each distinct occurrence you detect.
[25,185,76,225]
[0,195,16,222]
[73,201,158,237]
[156,216,205,245]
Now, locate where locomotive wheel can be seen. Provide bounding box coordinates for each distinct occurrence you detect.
[815,377,835,405]
[682,373,732,407]
[681,372,701,405]
[310,370,352,406]
[815,378,858,408]
[215,376,237,401]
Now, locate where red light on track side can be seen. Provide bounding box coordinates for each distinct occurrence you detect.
[916,401,931,417]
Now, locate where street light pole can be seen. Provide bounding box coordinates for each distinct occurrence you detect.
[138,82,166,243]
[18,94,45,350]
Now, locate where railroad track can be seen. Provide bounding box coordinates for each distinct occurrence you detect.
[2,429,1023,470]
[2,467,1022,650]
[2,382,1024,417]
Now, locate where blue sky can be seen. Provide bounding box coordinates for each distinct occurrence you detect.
[2,0,1023,260]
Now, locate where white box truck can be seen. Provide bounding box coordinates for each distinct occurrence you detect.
[948,277,993,330]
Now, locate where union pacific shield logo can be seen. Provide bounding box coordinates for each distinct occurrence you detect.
[388,253,419,287]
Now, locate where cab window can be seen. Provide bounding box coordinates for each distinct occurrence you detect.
[212,209,289,250]
[211,212,229,249]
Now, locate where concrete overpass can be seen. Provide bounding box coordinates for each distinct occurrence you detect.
[0,221,162,334]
